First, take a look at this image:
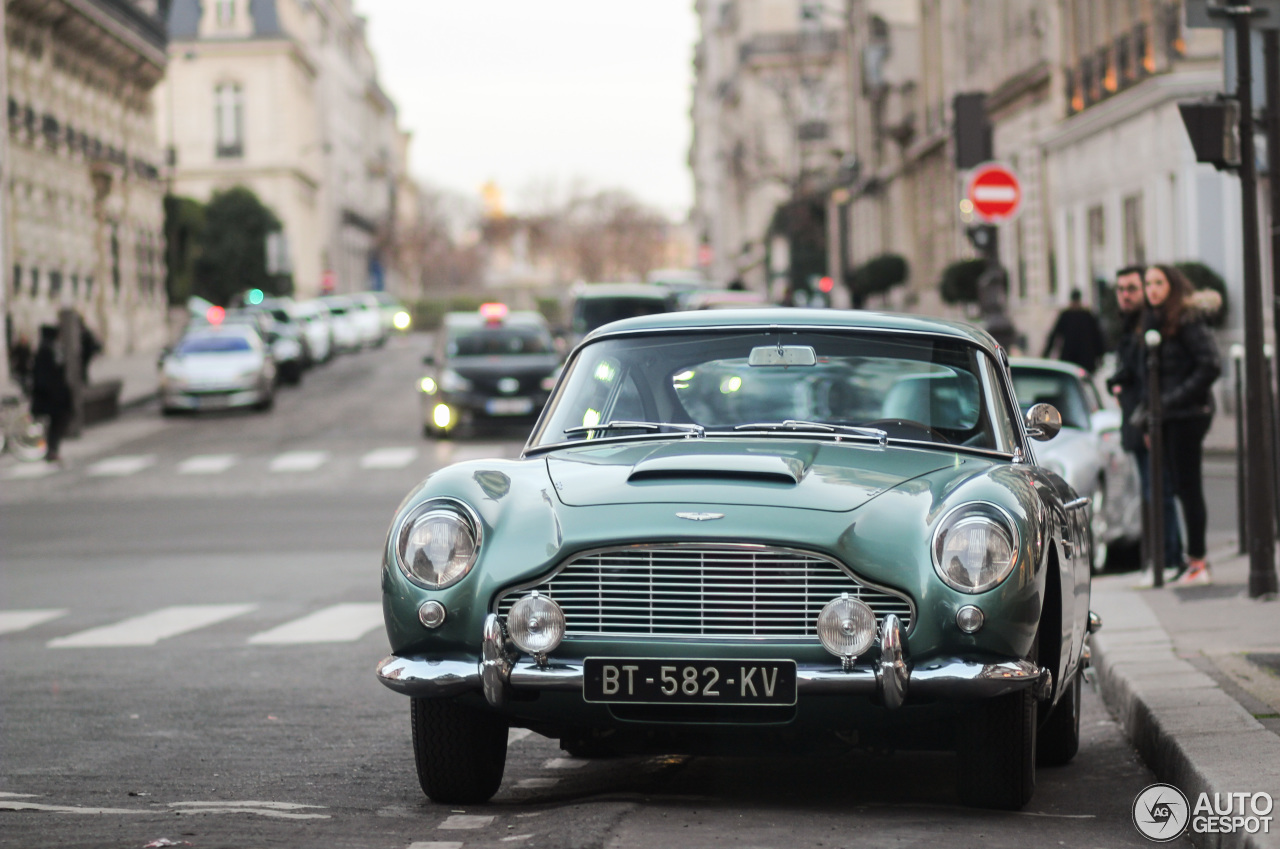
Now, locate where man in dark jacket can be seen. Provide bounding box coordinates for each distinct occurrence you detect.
[1044,288,1108,373]
[30,324,71,463]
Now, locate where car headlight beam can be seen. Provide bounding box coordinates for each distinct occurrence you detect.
[394,501,481,589]
[931,503,1019,594]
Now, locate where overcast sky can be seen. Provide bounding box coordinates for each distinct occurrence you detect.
[357,1,699,220]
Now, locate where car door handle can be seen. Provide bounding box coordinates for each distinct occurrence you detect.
[1064,496,1089,511]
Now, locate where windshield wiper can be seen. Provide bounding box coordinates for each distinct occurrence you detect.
[563,420,706,438]
[732,420,887,446]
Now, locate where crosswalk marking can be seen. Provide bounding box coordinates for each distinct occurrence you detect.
[408,842,463,849]
[86,455,156,477]
[437,443,510,463]
[439,814,495,830]
[360,447,418,469]
[4,462,56,479]
[178,454,238,474]
[269,450,329,472]
[0,609,67,635]
[247,603,382,645]
[47,604,257,648]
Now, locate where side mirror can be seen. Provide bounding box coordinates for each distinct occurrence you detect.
[422,354,436,366]
[1025,403,1062,441]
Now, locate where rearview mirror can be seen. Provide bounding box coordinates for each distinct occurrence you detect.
[748,345,817,367]
[1025,403,1062,441]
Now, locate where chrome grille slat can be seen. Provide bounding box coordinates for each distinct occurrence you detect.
[496,544,914,640]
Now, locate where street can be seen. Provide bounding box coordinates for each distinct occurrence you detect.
[0,334,1222,848]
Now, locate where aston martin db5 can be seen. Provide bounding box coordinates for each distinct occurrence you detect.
[377,309,1098,810]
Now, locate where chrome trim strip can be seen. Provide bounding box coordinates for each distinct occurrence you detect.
[492,542,917,637]
[1064,496,1090,511]
[377,652,1048,702]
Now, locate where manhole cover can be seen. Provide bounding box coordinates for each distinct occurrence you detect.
[1172,585,1246,601]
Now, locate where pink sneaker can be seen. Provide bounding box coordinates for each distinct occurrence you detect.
[1177,561,1212,586]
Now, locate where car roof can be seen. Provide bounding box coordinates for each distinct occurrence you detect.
[444,310,549,329]
[572,283,676,300]
[183,324,258,340]
[585,308,999,349]
[1008,357,1090,378]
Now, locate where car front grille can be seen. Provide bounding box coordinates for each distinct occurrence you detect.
[495,544,913,640]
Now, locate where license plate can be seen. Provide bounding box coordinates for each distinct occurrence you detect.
[583,658,797,706]
[486,397,533,415]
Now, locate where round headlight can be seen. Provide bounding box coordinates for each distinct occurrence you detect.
[507,592,565,656]
[932,504,1019,594]
[396,504,480,589]
[817,594,877,659]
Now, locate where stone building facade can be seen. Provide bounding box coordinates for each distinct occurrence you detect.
[4,0,170,358]
[158,0,406,299]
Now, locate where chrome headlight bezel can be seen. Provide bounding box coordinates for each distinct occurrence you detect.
[393,498,483,590]
[930,502,1020,594]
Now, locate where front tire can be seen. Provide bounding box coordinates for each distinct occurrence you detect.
[1037,669,1082,766]
[956,687,1037,809]
[411,698,507,804]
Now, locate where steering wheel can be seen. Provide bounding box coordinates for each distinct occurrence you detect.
[860,418,952,444]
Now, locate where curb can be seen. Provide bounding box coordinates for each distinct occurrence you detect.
[1091,587,1280,849]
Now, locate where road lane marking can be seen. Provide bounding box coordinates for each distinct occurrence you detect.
[0,799,148,815]
[247,603,382,645]
[4,462,56,479]
[0,609,67,635]
[168,801,330,820]
[507,728,533,744]
[439,814,495,829]
[361,447,419,469]
[268,451,329,472]
[438,443,508,463]
[543,757,588,769]
[516,778,559,789]
[178,454,238,474]
[408,843,463,849]
[86,455,156,476]
[48,604,257,648]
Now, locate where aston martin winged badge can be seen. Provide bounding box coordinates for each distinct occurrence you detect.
[676,512,725,521]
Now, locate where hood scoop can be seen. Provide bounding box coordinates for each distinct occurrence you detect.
[627,453,803,485]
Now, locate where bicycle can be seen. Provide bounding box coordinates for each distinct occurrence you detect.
[1,386,48,461]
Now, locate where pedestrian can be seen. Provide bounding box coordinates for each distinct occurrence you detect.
[1043,288,1108,373]
[1143,264,1222,586]
[79,316,100,383]
[29,324,72,464]
[1107,265,1183,583]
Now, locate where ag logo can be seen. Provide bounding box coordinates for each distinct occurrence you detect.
[1133,783,1190,841]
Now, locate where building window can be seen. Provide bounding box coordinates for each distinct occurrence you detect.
[1086,205,1106,287]
[71,274,79,298]
[1123,193,1145,265]
[30,268,40,299]
[12,265,22,296]
[215,83,244,158]
[49,271,63,299]
[111,225,121,297]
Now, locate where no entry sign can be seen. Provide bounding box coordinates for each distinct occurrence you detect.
[966,163,1022,222]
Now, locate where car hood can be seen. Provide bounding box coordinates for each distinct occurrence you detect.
[544,438,964,512]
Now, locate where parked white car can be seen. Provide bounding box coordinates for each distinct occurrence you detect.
[159,325,276,414]
[1009,357,1143,572]
[283,298,333,365]
[348,293,388,348]
[319,296,363,353]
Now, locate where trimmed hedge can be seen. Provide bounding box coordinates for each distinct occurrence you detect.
[940,258,988,305]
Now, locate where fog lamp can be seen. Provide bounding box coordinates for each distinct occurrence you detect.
[418,600,447,629]
[956,604,984,634]
[817,594,877,665]
[432,403,452,429]
[507,591,565,660]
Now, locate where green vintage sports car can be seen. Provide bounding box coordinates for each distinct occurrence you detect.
[376,309,1098,810]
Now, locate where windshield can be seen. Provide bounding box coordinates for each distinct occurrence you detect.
[177,334,253,354]
[573,296,673,334]
[449,325,556,356]
[530,329,1017,452]
[1010,367,1093,430]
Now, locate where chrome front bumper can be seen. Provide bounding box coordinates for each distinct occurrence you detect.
[376,613,1052,709]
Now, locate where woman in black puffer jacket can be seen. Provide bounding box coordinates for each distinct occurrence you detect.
[1143,264,1222,585]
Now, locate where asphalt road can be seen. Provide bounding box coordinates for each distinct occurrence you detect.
[1,334,1203,848]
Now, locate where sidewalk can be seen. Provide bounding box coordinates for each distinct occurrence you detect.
[1091,548,1280,848]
